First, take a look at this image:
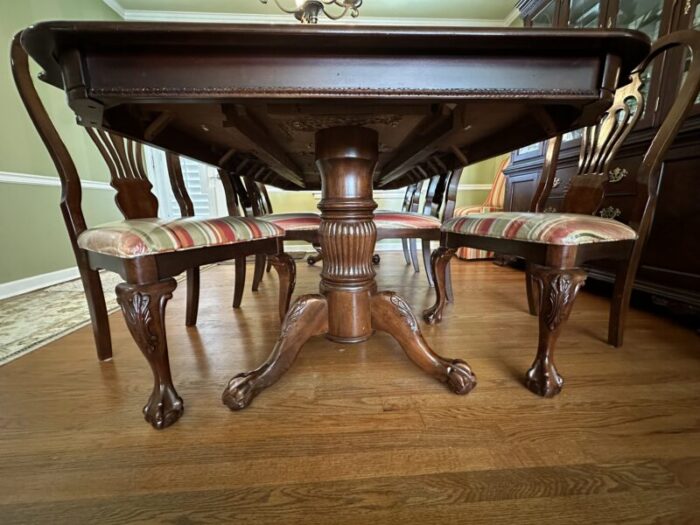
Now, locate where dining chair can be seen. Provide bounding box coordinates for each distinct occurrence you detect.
[395,180,425,271]
[374,167,463,290]
[423,29,700,398]
[12,37,296,428]
[451,157,509,260]
[217,169,321,297]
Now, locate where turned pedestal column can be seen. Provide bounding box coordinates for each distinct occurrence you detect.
[316,126,378,343]
[223,126,476,410]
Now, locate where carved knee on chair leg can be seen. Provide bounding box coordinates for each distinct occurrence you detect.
[116,278,183,429]
[525,266,586,398]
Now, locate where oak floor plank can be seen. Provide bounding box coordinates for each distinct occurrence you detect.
[0,254,698,523]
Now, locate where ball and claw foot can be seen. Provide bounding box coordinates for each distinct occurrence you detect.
[422,304,443,325]
[445,360,477,395]
[144,386,184,429]
[525,358,563,398]
[222,371,259,411]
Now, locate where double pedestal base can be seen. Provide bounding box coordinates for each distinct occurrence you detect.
[223,126,476,410]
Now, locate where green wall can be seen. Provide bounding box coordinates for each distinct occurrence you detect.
[0,0,121,284]
[0,1,514,283]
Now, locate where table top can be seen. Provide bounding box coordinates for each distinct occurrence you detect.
[21,22,650,190]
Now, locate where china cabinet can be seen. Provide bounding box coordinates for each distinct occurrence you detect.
[505,0,700,313]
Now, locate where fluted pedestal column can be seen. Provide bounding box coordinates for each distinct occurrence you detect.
[223,126,476,411]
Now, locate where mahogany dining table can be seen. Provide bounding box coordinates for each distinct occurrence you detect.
[19,22,650,409]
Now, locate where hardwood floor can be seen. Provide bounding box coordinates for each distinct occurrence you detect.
[0,253,698,524]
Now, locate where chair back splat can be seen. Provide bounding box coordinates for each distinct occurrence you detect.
[441,169,464,222]
[562,75,644,215]
[86,128,159,219]
[165,153,195,218]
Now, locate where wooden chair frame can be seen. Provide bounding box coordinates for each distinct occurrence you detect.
[423,29,700,398]
[11,35,296,429]
[376,166,463,294]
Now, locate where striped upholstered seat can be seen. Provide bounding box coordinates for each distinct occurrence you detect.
[374,211,441,229]
[77,216,284,258]
[443,212,637,246]
[454,159,508,260]
[263,212,321,231]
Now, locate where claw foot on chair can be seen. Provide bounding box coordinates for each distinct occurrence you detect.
[446,359,477,395]
[525,357,563,398]
[222,371,260,411]
[144,385,184,429]
[422,304,443,325]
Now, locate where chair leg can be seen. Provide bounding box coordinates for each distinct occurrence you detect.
[78,266,112,361]
[252,254,266,292]
[423,247,456,325]
[115,278,183,429]
[402,239,411,265]
[268,253,297,322]
[266,259,272,273]
[185,267,200,327]
[422,239,435,287]
[445,260,454,304]
[525,265,587,398]
[608,255,639,348]
[409,239,419,273]
[307,244,323,266]
[233,256,246,308]
[525,263,539,316]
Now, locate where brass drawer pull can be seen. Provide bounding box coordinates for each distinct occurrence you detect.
[608,167,629,183]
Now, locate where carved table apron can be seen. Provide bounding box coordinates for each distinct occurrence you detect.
[19,22,650,409]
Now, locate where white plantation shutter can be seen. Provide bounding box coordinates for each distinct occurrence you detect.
[178,158,213,217]
[144,147,222,219]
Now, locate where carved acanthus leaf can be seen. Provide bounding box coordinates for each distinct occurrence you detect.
[390,294,419,332]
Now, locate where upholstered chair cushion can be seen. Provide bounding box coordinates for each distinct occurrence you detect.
[443,212,637,246]
[375,211,441,229]
[452,206,499,260]
[77,216,284,258]
[263,212,321,231]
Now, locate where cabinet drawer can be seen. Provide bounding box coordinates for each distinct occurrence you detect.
[604,156,641,196]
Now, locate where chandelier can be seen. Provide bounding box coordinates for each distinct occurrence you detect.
[260,0,363,24]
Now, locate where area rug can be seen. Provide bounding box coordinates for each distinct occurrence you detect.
[0,269,203,367]
[0,253,313,367]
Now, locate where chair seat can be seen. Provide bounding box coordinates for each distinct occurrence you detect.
[443,212,638,246]
[77,216,284,258]
[264,212,321,231]
[375,211,441,229]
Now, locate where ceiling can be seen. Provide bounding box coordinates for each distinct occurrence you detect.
[106,0,521,25]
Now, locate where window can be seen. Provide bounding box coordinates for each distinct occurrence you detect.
[144,147,223,219]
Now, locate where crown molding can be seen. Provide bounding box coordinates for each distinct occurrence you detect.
[103,0,514,27]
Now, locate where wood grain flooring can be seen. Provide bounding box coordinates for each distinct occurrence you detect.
[0,253,698,524]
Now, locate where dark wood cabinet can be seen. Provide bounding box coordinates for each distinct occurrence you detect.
[506,0,700,312]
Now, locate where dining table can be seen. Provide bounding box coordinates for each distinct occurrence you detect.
[18,22,650,409]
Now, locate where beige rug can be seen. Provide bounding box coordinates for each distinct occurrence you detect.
[0,272,125,366]
[0,253,312,366]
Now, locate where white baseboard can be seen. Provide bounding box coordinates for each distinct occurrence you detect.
[0,267,81,300]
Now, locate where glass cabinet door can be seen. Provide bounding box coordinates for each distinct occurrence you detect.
[614,0,665,39]
[684,0,700,106]
[663,0,700,117]
[531,1,558,27]
[568,0,603,28]
[612,0,668,127]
